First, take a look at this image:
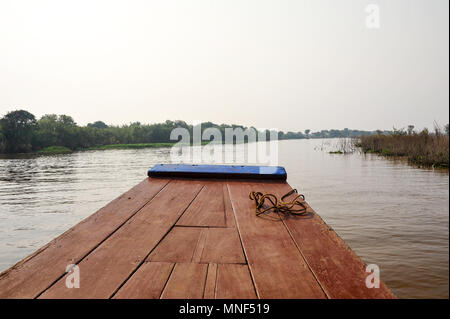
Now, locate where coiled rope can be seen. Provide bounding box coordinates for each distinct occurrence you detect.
[248,188,309,217]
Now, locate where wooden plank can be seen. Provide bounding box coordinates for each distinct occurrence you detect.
[148,227,202,263]
[39,180,204,299]
[261,182,396,299]
[192,229,208,263]
[227,181,326,299]
[148,226,244,264]
[216,264,257,299]
[203,263,217,299]
[160,263,208,299]
[223,183,236,228]
[113,262,174,299]
[0,177,170,299]
[201,228,246,264]
[177,182,226,227]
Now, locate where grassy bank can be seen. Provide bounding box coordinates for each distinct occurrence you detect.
[357,130,449,168]
[34,141,212,154]
[84,142,176,151]
[33,143,176,154]
[38,146,72,154]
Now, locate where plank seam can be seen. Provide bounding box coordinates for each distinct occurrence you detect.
[34,178,172,299]
[158,263,177,299]
[213,263,218,299]
[223,183,235,228]
[281,217,331,299]
[109,184,206,298]
[0,242,51,279]
[259,183,330,299]
[201,263,210,299]
[192,228,208,263]
[306,205,396,297]
[202,264,209,298]
[175,225,227,229]
[222,183,227,227]
[0,181,167,281]
[226,182,260,299]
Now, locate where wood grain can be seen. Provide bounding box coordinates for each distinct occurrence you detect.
[0,177,170,299]
[160,263,208,299]
[227,181,326,299]
[0,177,396,299]
[203,263,217,299]
[177,182,226,227]
[223,183,236,228]
[260,182,396,299]
[38,180,203,299]
[201,228,245,264]
[113,262,174,299]
[148,227,202,263]
[216,264,257,299]
[192,229,208,263]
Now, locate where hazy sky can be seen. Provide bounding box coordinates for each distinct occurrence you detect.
[0,0,448,132]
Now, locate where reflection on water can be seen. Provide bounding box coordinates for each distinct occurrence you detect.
[0,139,448,298]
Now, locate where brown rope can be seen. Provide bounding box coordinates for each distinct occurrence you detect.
[248,189,309,217]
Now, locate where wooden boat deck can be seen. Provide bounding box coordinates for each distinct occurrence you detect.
[0,175,395,299]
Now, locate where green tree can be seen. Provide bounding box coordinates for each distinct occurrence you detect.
[35,114,78,149]
[87,121,108,129]
[35,114,59,147]
[0,110,37,153]
[54,115,77,148]
[304,129,311,138]
[0,125,5,153]
[0,108,385,154]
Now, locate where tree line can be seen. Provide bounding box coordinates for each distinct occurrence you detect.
[0,109,380,154]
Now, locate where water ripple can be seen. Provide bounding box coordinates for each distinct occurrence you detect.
[0,140,448,298]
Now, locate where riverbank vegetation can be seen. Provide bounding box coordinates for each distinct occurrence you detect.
[356,125,449,168]
[2,110,446,167]
[0,109,378,154]
[328,138,357,154]
[85,143,176,151]
[38,146,72,154]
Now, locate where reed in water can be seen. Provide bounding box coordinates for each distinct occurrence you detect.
[356,125,449,168]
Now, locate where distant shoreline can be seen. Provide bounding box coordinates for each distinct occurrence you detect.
[2,138,338,156]
[2,135,449,171]
[37,142,182,154]
[32,141,218,155]
[0,110,382,155]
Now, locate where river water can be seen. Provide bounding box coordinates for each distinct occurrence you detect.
[0,139,448,298]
